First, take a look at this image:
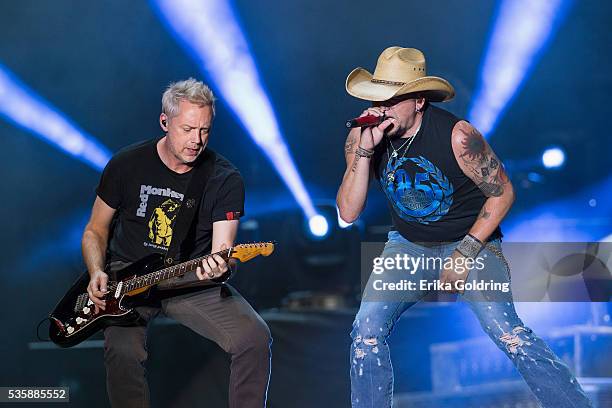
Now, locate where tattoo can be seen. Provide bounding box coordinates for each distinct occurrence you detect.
[458,128,508,197]
[345,134,357,156]
[460,129,487,163]
[490,157,499,170]
[477,181,503,197]
[351,153,362,172]
[478,205,491,220]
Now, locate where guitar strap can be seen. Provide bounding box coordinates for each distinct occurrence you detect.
[157,148,217,289]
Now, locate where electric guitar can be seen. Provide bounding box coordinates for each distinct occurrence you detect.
[48,242,275,348]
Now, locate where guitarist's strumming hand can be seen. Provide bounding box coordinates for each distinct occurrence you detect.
[87,270,109,313]
[196,243,230,280]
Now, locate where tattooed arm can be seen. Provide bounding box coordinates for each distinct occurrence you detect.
[336,128,372,223]
[337,107,394,223]
[451,121,515,242]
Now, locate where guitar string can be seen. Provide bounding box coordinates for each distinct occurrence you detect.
[85,243,271,303]
[119,242,272,293]
[69,243,272,332]
[123,247,233,291]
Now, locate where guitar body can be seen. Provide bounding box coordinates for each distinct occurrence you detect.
[49,254,164,348]
[48,242,274,348]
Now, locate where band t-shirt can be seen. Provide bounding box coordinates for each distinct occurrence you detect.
[96,138,244,264]
[372,105,502,243]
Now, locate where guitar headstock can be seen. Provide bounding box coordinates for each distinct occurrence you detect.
[230,242,275,263]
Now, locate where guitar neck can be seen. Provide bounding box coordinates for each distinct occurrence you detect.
[121,248,233,293]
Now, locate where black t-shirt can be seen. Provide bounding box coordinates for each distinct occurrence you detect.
[373,105,502,243]
[96,138,244,264]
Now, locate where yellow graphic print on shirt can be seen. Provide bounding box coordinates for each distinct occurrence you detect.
[148,199,180,246]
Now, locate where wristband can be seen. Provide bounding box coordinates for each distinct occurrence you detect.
[455,234,484,259]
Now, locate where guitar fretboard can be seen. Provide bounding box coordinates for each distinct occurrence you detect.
[120,248,232,294]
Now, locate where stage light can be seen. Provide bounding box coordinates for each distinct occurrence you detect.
[541,147,565,168]
[308,214,329,238]
[468,0,572,137]
[0,64,111,171]
[152,0,318,220]
[278,202,362,307]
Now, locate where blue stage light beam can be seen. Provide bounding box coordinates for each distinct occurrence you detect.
[152,0,317,219]
[0,64,112,171]
[468,0,572,137]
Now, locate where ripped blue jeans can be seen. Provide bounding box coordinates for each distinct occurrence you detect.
[350,231,593,408]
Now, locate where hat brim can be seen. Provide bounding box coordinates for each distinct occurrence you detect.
[346,67,455,102]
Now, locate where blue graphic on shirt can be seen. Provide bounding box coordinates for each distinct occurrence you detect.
[381,155,454,224]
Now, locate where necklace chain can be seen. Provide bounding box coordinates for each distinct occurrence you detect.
[387,123,421,160]
[385,123,421,182]
[389,135,413,156]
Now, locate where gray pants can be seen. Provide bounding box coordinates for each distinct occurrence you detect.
[103,284,272,408]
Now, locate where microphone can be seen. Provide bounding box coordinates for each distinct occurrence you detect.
[346,114,386,129]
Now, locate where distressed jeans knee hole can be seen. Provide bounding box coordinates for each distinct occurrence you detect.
[499,326,533,355]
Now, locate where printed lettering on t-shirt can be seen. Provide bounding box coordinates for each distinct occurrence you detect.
[136,185,185,250]
[136,184,184,217]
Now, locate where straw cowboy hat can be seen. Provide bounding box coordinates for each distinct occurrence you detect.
[346,47,455,102]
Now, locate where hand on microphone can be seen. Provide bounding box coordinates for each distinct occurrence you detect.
[357,107,393,150]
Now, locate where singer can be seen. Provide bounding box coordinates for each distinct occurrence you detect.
[336,47,593,408]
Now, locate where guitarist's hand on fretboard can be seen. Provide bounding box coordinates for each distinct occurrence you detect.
[196,243,230,280]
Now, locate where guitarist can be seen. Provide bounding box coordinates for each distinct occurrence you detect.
[82,78,271,408]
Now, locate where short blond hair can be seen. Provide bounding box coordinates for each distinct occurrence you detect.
[161,78,215,117]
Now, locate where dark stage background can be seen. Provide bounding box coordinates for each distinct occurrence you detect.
[1,1,611,407]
